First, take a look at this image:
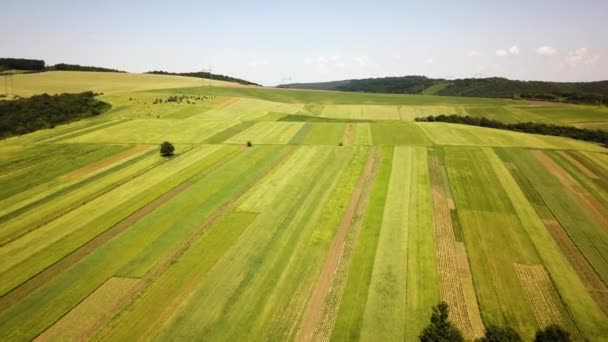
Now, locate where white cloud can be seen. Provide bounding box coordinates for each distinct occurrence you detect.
[566,48,600,66]
[467,50,480,57]
[247,60,268,69]
[305,55,347,70]
[424,58,433,64]
[536,46,556,56]
[354,56,370,67]
[496,45,519,57]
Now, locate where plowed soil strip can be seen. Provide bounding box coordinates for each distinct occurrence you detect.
[0,148,241,312]
[533,150,608,229]
[297,147,381,342]
[78,147,297,340]
[542,219,608,315]
[428,157,484,339]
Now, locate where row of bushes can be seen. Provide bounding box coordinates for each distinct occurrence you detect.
[0,92,110,138]
[415,114,608,146]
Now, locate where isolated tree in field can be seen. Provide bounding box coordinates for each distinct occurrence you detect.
[419,301,464,342]
[476,325,521,342]
[246,141,252,147]
[160,141,175,157]
[534,325,571,342]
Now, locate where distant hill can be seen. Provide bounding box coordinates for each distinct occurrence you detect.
[279,76,608,105]
[1,58,124,73]
[146,71,260,86]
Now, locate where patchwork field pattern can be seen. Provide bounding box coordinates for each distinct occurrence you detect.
[1,72,608,341]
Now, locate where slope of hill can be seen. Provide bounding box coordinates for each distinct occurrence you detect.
[146,70,260,86]
[280,76,608,105]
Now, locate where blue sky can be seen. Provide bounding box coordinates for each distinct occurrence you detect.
[2,0,606,85]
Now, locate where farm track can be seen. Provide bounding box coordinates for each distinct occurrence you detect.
[297,147,381,342]
[0,146,242,313]
[77,146,297,340]
[428,156,484,340]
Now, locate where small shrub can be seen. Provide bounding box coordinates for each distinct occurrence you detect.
[477,325,521,342]
[160,141,175,157]
[246,141,252,147]
[419,301,464,342]
[534,325,571,342]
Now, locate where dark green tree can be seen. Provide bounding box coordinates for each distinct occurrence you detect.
[534,325,571,342]
[160,141,175,157]
[477,325,521,342]
[419,301,464,342]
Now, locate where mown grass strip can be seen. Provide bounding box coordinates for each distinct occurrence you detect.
[278,114,377,123]
[203,121,256,143]
[330,146,393,341]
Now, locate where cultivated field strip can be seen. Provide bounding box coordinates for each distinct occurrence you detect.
[428,155,484,339]
[512,264,575,332]
[297,147,381,341]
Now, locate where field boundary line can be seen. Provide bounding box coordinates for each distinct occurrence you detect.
[0,146,242,313]
[296,147,381,342]
[78,146,297,340]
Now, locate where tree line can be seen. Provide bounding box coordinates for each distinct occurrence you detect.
[0,58,125,73]
[415,114,608,147]
[280,76,608,106]
[0,92,110,138]
[146,70,260,86]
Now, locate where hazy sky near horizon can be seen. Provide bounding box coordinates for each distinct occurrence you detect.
[2,0,607,85]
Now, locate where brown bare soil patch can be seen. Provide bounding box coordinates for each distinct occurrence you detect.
[533,150,608,229]
[428,157,484,340]
[513,263,575,332]
[35,277,140,341]
[342,123,356,146]
[542,219,608,315]
[297,147,382,342]
[79,147,298,339]
[62,145,153,180]
[218,97,239,108]
[559,151,598,179]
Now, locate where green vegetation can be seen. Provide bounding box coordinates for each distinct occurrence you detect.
[146,70,260,86]
[0,57,45,71]
[160,141,175,157]
[534,325,572,342]
[46,63,125,73]
[0,71,607,341]
[0,92,110,138]
[282,76,608,105]
[416,114,608,146]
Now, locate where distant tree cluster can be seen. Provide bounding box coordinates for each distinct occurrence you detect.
[146,70,260,86]
[281,76,608,106]
[415,114,608,146]
[419,302,572,342]
[0,58,45,71]
[46,63,126,73]
[149,95,214,104]
[0,92,110,138]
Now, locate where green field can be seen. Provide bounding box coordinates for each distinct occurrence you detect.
[1,71,608,341]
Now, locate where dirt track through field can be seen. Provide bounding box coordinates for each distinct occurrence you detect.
[77,147,297,340]
[533,150,608,229]
[296,147,381,342]
[0,148,242,313]
[342,123,356,146]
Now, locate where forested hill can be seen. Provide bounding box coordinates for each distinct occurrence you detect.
[279,76,608,105]
[146,71,260,86]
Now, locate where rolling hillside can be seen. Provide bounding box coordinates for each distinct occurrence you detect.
[1,72,607,341]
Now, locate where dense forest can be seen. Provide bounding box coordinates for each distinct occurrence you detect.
[415,114,608,146]
[0,58,45,71]
[0,92,110,138]
[146,70,260,86]
[280,76,608,105]
[46,63,125,73]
